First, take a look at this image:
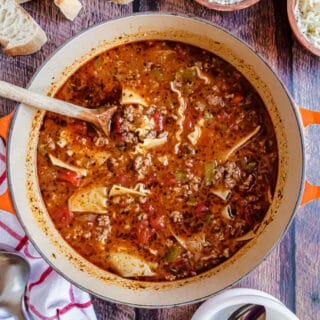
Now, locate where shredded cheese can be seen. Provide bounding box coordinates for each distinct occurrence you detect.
[187,118,205,145]
[170,81,186,154]
[109,183,150,197]
[295,0,320,48]
[190,66,211,84]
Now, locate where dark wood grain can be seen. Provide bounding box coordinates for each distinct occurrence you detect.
[1,0,319,319]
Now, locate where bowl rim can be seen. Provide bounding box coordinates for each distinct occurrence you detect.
[287,0,320,57]
[191,288,299,320]
[194,0,261,11]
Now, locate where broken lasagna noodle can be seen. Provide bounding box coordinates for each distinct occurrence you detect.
[37,41,278,281]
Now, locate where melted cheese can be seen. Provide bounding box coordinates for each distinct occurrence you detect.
[121,87,148,107]
[68,186,108,213]
[49,154,87,177]
[108,252,156,277]
[170,81,186,154]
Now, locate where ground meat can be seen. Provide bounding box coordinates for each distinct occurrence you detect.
[94,136,109,146]
[195,101,205,112]
[207,94,223,106]
[215,161,241,189]
[134,154,153,180]
[239,174,255,192]
[170,211,183,223]
[65,225,91,240]
[123,105,135,122]
[95,215,111,244]
[125,132,139,144]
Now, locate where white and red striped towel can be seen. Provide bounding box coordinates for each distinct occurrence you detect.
[0,138,97,320]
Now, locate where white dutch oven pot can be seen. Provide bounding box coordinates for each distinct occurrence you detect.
[1,14,320,307]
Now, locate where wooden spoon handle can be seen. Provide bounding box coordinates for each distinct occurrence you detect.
[0,80,91,120]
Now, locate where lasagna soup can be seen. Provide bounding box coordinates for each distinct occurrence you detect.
[37,41,278,281]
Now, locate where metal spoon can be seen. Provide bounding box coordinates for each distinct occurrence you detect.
[0,251,30,320]
[227,304,266,320]
[0,80,117,136]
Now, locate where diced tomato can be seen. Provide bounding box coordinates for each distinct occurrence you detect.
[243,205,254,226]
[116,174,132,187]
[183,109,194,131]
[163,174,179,186]
[50,205,73,228]
[142,173,157,185]
[119,201,127,208]
[111,114,125,142]
[153,112,163,132]
[140,203,155,215]
[112,114,122,134]
[116,133,125,143]
[194,202,209,217]
[171,257,185,268]
[231,94,244,105]
[137,220,154,245]
[58,170,82,187]
[217,110,229,122]
[150,215,165,231]
[71,121,88,135]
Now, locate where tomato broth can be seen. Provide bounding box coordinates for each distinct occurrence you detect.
[37,41,278,281]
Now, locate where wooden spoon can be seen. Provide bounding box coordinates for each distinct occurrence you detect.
[287,0,320,57]
[0,80,117,135]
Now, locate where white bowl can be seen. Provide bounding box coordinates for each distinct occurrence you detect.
[191,288,299,320]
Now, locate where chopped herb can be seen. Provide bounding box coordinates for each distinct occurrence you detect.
[38,144,47,156]
[204,110,213,119]
[165,246,180,262]
[203,160,216,186]
[152,66,162,79]
[184,85,194,95]
[176,171,187,182]
[187,198,197,206]
[176,67,196,82]
[93,56,102,69]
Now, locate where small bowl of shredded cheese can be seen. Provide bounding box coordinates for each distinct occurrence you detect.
[194,0,261,11]
[288,0,320,56]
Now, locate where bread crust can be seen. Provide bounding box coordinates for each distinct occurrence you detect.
[0,0,47,56]
[4,27,47,56]
[54,0,82,21]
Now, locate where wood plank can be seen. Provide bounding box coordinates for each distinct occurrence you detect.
[293,38,320,320]
[91,297,135,320]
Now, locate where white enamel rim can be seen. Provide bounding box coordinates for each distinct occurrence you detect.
[7,13,305,307]
[191,288,299,319]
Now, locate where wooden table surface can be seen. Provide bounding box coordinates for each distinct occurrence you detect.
[1,0,319,319]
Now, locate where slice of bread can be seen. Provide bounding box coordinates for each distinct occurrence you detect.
[54,0,82,21]
[0,0,47,56]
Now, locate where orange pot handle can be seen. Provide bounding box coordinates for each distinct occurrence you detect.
[0,111,15,214]
[299,107,320,207]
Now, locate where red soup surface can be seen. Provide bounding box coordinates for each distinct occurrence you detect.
[37,40,278,281]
